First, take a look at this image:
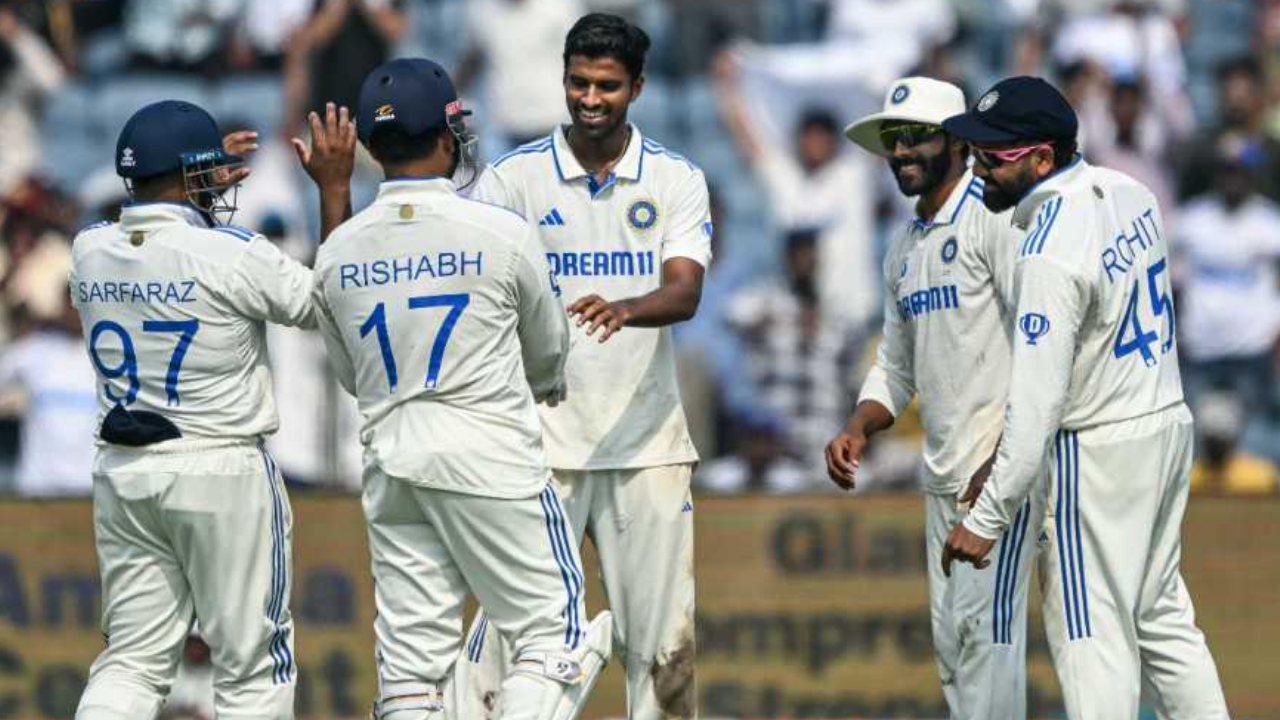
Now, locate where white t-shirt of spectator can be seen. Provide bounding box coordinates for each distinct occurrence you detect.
[1174,195,1280,361]
[465,0,582,141]
[0,330,98,495]
[756,147,879,329]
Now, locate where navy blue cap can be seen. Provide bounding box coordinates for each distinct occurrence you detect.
[942,76,1078,146]
[115,100,233,179]
[357,58,461,145]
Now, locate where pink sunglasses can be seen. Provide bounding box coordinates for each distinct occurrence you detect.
[973,143,1052,168]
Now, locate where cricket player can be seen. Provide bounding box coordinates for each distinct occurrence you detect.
[941,77,1230,720]
[828,77,1039,720]
[311,57,612,720]
[458,13,711,720]
[71,99,354,720]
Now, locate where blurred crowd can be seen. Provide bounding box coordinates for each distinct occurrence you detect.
[0,0,1277,501]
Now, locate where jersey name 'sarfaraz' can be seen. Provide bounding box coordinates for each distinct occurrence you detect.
[76,279,197,304]
[339,252,484,290]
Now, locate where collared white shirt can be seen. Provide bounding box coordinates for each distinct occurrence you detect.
[859,171,1017,495]
[313,178,568,498]
[472,124,712,470]
[966,158,1185,538]
[69,203,316,445]
[1173,195,1280,361]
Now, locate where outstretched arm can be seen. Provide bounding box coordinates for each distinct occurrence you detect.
[292,102,357,243]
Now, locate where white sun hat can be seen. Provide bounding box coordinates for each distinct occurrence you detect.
[844,77,967,155]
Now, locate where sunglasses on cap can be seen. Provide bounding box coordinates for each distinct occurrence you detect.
[972,143,1052,169]
[878,122,943,152]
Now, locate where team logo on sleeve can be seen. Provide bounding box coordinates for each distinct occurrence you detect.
[891,85,910,104]
[1019,312,1051,345]
[941,237,958,264]
[627,199,658,231]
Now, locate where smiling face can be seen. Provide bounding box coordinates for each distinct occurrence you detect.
[563,54,642,141]
[882,121,954,197]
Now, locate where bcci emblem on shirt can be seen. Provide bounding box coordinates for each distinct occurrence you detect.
[1019,311,1050,345]
[627,199,658,231]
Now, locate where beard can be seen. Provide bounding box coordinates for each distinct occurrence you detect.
[980,166,1038,212]
[889,144,953,197]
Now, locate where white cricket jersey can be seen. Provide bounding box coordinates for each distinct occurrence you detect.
[471,124,712,470]
[859,172,1017,495]
[312,178,569,499]
[69,203,316,445]
[966,157,1185,539]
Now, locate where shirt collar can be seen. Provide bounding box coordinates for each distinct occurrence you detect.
[374,176,457,203]
[1013,154,1086,229]
[550,123,645,185]
[119,202,212,233]
[911,170,983,232]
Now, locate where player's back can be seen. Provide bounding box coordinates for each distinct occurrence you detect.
[314,178,567,498]
[1014,158,1183,429]
[70,203,315,444]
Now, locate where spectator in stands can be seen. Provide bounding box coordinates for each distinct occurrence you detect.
[1173,136,1280,423]
[282,0,406,137]
[1190,391,1280,495]
[454,0,582,148]
[0,6,66,196]
[696,411,809,494]
[123,0,241,73]
[0,301,96,497]
[228,0,315,73]
[714,51,879,330]
[1178,56,1280,201]
[1089,74,1178,227]
[723,228,863,482]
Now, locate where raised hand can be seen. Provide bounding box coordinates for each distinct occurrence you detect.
[292,102,357,190]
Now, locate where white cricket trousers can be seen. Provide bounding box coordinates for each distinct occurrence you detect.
[456,464,697,720]
[1041,404,1229,720]
[926,486,1042,720]
[362,467,588,718]
[76,443,295,720]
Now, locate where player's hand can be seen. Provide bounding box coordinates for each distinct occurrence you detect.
[960,452,997,506]
[214,131,258,186]
[941,523,996,577]
[824,430,866,491]
[292,102,357,190]
[567,294,630,343]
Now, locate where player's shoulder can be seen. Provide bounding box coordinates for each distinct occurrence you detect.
[489,135,557,173]
[71,219,118,252]
[452,193,533,243]
[638,136,703,181]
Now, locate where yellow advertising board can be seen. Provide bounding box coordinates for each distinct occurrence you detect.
[0,494,1276,718]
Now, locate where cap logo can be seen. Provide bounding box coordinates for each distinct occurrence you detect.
[891,85,910,104]
[977,91,999,112]
[375,104,396,122]
[120,148,136,168]
[445,100,463,116]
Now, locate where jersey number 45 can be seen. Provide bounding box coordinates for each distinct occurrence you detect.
[1113,257,1176,368]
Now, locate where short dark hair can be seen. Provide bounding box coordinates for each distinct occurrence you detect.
[367,127,444,166]
[563,13,651,81]
[1052,138,1078,168]
[797,107,840,137]
[1217,55,1262,84]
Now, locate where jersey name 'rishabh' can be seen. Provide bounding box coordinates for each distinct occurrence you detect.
[471,124,713,470]
[313,178,568,499]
